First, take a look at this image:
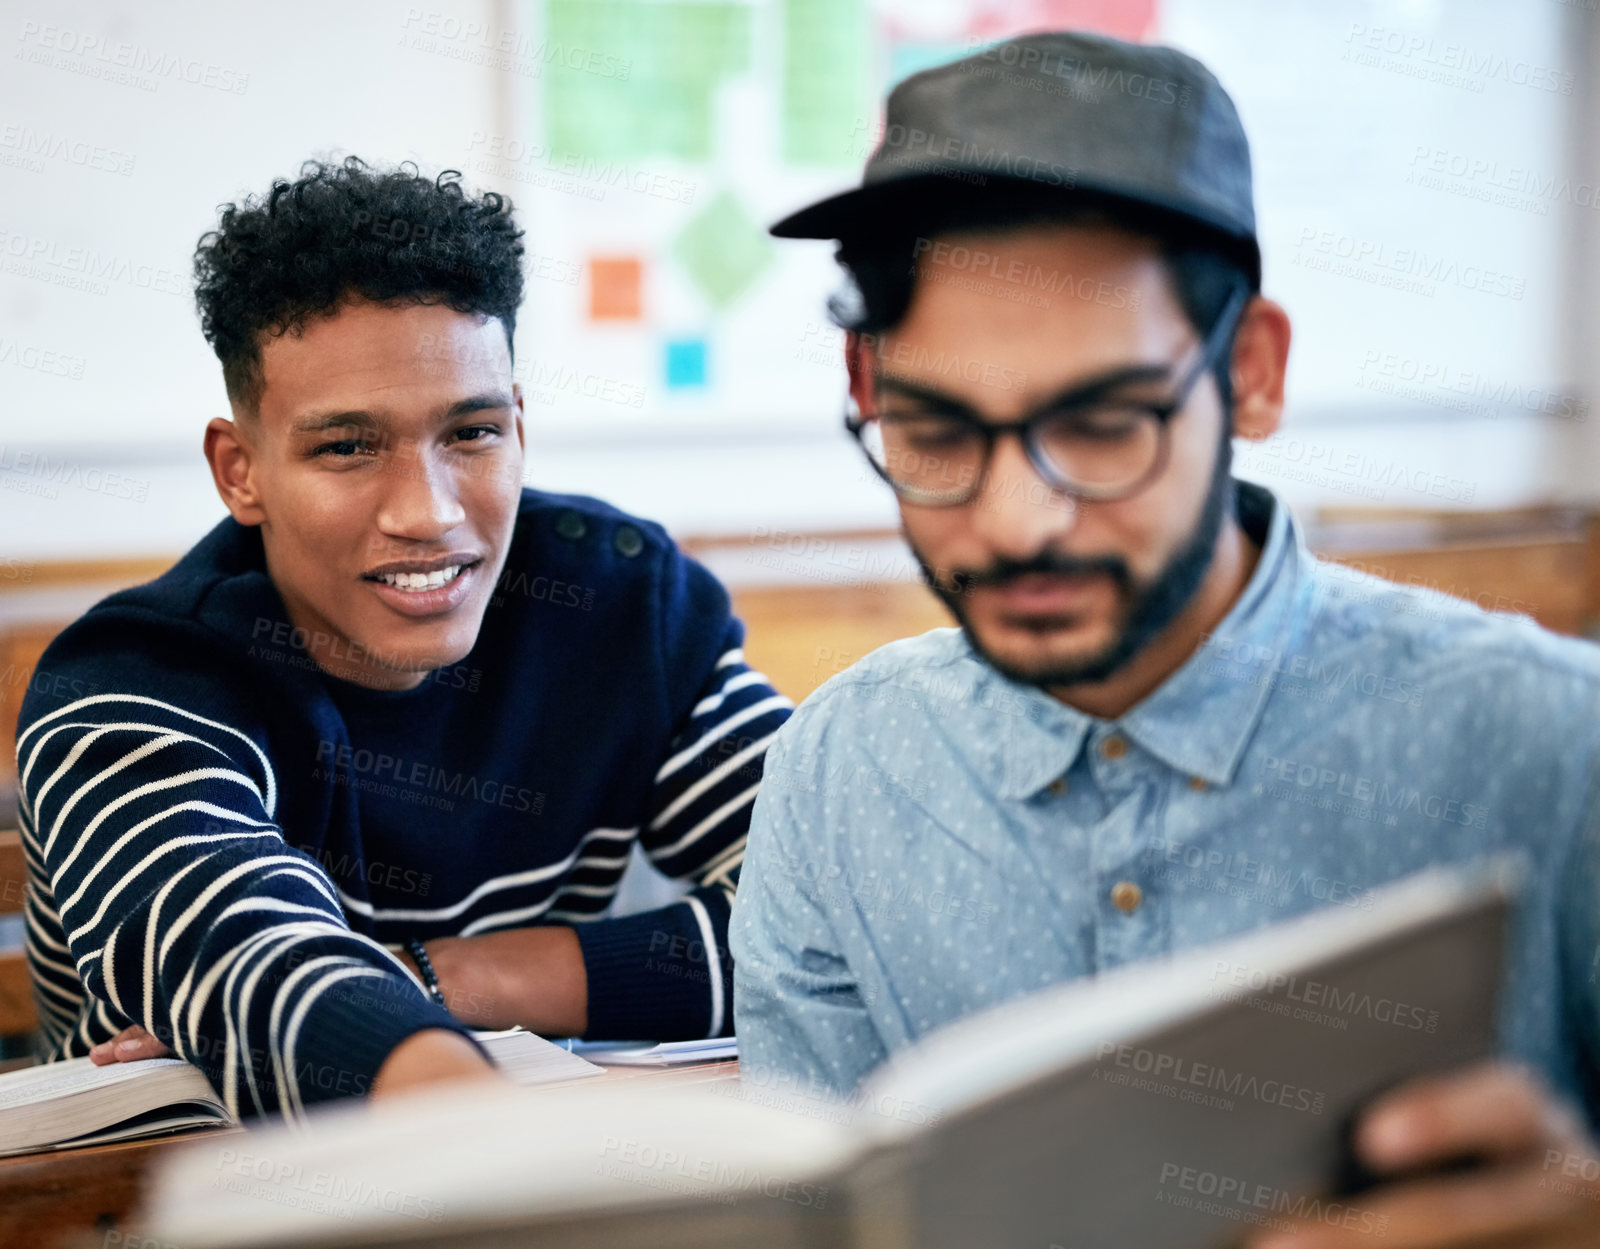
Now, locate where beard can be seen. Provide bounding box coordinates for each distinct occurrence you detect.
[909,441,1236,689]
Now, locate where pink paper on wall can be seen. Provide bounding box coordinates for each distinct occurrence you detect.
[968,0,1158,42]
[884,0,1159,45]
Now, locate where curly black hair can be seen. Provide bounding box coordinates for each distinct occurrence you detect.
[194,157,525,413]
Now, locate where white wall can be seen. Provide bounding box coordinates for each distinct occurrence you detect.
[0,0,1591,565]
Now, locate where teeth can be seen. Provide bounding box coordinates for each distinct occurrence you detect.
[376,565,461,592]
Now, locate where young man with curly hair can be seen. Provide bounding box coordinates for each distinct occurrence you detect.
[16,158,790,1119]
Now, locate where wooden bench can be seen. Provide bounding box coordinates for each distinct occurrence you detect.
[702,506,1600,702]
[0,827,36,1047]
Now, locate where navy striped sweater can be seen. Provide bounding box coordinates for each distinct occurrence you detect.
[15,489,791,1122]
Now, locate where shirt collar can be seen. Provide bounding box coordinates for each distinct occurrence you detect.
[993,481,1310,800]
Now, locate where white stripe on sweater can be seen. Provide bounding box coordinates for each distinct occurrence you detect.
[156,853,319,976]
[269,956,373,1121]
[51,763,267,864]
[690,669,769,719]
[173,871,350,1040]
[224,923,352,1117]
[41,729,229,855]
[653,695,792,784]
[338,827,636,923]
[280,962,391,1121]
[649,779,762,864]
[140,849,227,1025]
[68,825,285,950]
[165,894,331,1050]
[63,800,278,919]
[650,729,779,832]
[684,894,724,1038]
[18,693,278,817]
[700,836,746,892]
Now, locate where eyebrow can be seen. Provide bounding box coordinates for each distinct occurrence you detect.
[872,362,1180,417]
[290,391,514,435]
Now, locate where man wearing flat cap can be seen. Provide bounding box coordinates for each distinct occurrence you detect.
[733,30,1600,1247]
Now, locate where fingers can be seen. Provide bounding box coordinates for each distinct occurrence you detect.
[1356,1062,1574,1174]
[1244,1155,1600,1249]
[87,1025,174,1065]
[1246,1064,1600,1248]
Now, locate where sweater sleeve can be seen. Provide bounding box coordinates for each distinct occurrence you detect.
[573,546,792,1040]
[17,680,479,1123]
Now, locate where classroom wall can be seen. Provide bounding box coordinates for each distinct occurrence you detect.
[0,0,1593,565]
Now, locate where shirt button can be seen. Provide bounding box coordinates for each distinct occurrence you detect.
[613,524,644,557]
[1110,881,1143,913]
[1189,776,1207,791]
[1048,777,1069,797]
[1100,735,1128,761]
[555,510,587,541]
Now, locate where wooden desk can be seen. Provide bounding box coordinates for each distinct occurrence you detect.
[0,1059,740,1249]
[0,1126,246,1249]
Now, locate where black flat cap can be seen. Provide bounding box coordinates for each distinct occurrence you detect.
[771,30,1260,285]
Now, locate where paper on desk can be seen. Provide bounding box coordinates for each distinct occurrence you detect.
[563,1037,738,1066]
[468,1027,604,1085]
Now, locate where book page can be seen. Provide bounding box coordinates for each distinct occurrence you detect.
[0,1056,201,1110]
[143,1078,855,1248]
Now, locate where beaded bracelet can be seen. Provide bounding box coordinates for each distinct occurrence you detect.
[406,938,448,1010]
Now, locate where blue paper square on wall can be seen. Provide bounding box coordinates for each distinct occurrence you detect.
[665,337,709,388]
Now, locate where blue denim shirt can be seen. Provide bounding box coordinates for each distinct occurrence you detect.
[731,483,1600,1122]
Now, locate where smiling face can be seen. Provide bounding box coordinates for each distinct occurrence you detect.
[204,298,526,690]
[849,223,1245,695]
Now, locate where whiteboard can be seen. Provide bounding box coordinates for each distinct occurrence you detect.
[1162,0,1573,425]
[497,0,1163,441]
[498,0,1572,440]
[0,0,1571,458]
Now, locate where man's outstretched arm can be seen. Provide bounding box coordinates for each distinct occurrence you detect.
[21,688,490,1118]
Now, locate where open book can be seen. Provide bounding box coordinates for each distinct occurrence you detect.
[137,858,1518,1249]
[0,1057,230,1157]
[0,1027,601,1158]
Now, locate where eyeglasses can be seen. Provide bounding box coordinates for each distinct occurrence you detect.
[846,285,1250,507]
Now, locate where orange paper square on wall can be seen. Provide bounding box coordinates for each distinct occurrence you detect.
[588,257,642,320]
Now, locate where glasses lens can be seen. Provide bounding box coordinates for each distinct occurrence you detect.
[1032,405,1163,495]
[864,414,986,502]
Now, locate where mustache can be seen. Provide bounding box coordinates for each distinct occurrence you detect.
[936,551,1133,597]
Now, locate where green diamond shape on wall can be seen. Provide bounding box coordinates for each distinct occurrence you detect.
[674,191,774,309]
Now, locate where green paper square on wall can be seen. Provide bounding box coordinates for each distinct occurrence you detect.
[673,191,774,309]
[545,0,750,163]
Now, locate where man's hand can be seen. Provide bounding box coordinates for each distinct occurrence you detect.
[88,1025,172,1065]
[369,1028,500,1101]
[87,1022,498,1102]
[1246,1063,1600,1248]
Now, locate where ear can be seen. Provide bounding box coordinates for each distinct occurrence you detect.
[204,415,267,527]
[845,330,876,415]
[509,381,527,455]
[1228,296,1292,441]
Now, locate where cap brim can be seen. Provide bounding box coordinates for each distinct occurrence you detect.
[769,181,919,240]
[771,173,1261,287]
[772,172,1245,242]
